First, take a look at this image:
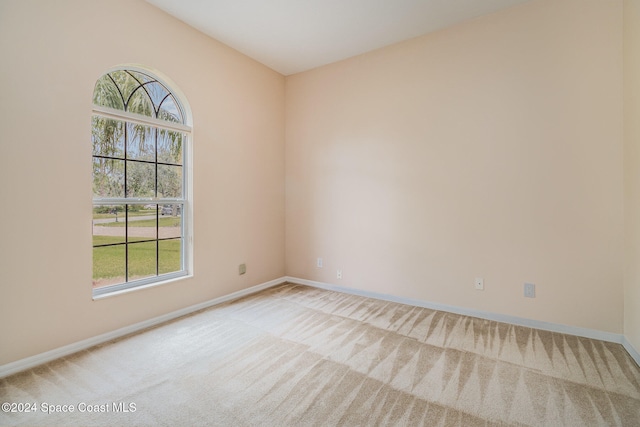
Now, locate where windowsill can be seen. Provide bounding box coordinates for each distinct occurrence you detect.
[92,273,192,300]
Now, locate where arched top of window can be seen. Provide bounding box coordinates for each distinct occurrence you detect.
[93,69,185,125]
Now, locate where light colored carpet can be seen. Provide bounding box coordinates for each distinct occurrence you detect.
[1,282,639,426]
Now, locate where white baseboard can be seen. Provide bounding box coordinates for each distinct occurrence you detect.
[285,276,627,345]
[4,275,639,378]
[623,337,640,368]
[0,277,287,379]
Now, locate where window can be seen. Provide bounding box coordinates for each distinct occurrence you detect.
[92,68,191,297]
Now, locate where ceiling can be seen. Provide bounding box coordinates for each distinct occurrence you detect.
[146,0,531,76]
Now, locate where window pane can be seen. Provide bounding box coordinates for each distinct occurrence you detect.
[159,239,182,275]
[128,241,157,281]
[158,95,183,123]
[93,245,125,288]
[93,205,126,246]
[127,70,154,85]
[109,70,140,105]
[93,158,124,198]
[158,129,183,164]
[128,205,157,242]
[93,75,124,110]
[143,81,170,111]
[126,123,154,161]
[158,165,182,198]
[126,161,155,198]
[92,117,124,158]
[159,206,181,239]
[127,86,154,117]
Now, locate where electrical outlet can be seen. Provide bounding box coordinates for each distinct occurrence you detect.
[524,282,535,298]
[239,263,246,275]
[474,278,484,291]
[337,270,342,279]
[317,258,323,268]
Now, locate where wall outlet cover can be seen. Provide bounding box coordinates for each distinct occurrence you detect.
[524,282,535,298]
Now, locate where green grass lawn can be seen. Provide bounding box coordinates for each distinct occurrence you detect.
[93,236,181,282]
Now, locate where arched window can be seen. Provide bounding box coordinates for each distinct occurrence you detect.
[91,68,191,297]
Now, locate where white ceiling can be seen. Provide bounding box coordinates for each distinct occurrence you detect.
[146,0,531,76]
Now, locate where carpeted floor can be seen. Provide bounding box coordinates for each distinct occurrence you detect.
[1,282,640,426]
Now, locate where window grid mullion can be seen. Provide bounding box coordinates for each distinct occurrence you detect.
[94,236,181,249]
[93,154,182,168]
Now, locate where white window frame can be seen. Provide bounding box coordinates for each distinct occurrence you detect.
[91,67,193,298]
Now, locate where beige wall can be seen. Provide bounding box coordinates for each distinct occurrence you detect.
[286,0,624,333]
[0,0,285,365]
[624,0,640,352]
